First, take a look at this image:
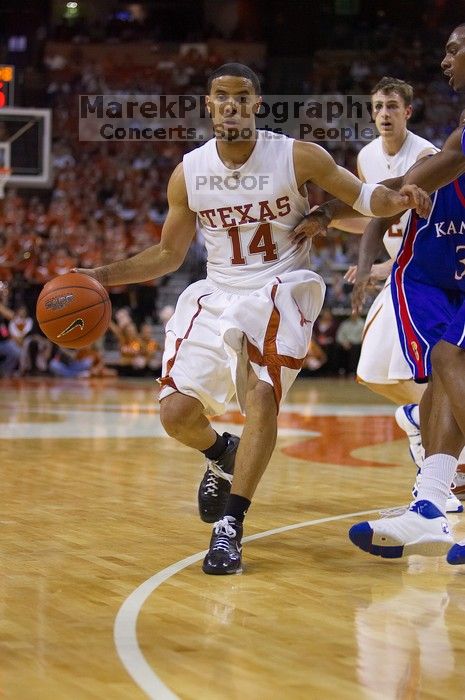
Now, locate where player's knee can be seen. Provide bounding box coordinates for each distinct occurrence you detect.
[160,394,201,438]
[247,379,276,410]
[431,341,460,377]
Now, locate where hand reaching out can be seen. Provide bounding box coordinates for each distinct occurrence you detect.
[291,205,331,246]
[344,259,394,285]
[396,184,431,219]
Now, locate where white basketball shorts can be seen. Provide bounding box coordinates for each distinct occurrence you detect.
[159,269,325,415]
[357,279,413,384]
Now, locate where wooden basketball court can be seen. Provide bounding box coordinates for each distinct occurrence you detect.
[2,376,465,699]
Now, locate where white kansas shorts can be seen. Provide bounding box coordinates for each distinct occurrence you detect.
[357,279,413,384]
[159,270,325,415]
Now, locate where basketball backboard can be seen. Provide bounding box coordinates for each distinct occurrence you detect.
[0,107,51,187]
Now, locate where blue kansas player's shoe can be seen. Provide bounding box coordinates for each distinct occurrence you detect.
[447,540,465,565]
[349,500,454,559]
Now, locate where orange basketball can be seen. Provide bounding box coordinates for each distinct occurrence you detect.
[36,272,112,349]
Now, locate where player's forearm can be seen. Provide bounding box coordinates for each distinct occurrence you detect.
[316,187,401,224]
[93,244,182,286]
[318,199,362,223]
[330,217,367,234]
[402,152,465,193]
[321,175,404,224]
[370,185,408,217]
[373,258,394,279]
[357,217,393,277]
[400,127,465,194]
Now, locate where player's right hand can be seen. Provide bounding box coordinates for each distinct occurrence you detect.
[291,205,331,245]
[397,184,431,218]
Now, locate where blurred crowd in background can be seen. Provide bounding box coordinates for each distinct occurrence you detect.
[0,0,462,379]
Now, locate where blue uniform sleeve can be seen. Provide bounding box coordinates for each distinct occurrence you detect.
[462,126,465,157]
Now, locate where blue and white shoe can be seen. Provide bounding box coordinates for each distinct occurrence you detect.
[349,500,454,559]
[447,540,465,565]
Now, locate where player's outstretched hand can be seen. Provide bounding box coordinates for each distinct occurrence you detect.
[344,260,392,285]
[397,184,431,218]
[291,205,330,245]
[351,272,371,315]
[344,265,358,285]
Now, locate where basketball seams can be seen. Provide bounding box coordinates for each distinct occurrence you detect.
[36,273,112,347]
[37,297,108,324]
[38,282,109,303]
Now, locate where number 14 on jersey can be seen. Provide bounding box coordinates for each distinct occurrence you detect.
[228,223,278,265]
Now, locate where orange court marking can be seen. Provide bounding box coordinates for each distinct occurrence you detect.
[218,410,404,468]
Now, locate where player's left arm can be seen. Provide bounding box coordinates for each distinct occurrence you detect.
[294,140,430,216]
[292,141,430,243]
[338,147,438,265]
[292,152,439,244]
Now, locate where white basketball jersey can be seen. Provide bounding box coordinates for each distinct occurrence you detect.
[183,130,311,291]
[357,131,437,258]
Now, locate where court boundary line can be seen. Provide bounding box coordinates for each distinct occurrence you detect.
[114,508,380,699]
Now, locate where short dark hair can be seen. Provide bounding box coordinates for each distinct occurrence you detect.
[371,77,413,106]
[207,63,261,95]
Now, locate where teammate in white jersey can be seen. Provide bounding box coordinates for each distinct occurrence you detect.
[327,78,461,512]
[353,78,437,403]
[76,63,429,575]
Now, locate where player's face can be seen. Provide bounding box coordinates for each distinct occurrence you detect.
[206,76,261,141]
[441,27,465,91]
[371,91,412,138]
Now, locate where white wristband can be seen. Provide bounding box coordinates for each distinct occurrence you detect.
[352,183,379,217]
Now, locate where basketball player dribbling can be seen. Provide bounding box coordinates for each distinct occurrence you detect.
[77,63,430,575]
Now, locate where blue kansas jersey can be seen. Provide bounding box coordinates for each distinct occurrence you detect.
[391,127,465,380]
[396,171,465,292]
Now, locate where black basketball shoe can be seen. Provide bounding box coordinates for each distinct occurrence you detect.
[202,516,243,575]
[198,433,240,523]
